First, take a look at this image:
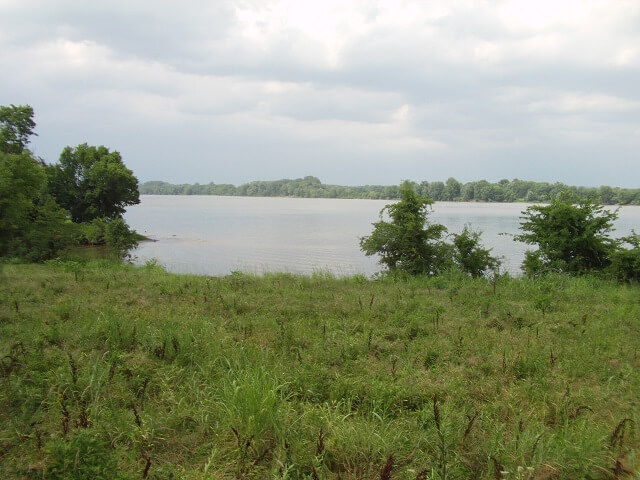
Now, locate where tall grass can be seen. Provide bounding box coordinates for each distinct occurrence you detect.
[0,261,638,479]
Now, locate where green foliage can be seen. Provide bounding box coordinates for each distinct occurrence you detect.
[515,192,618,275]
[0,104,141,262]
[360,182,449,275]
[48,143,139,222]
[360,185,498,277]
[0,152,75,260]
[452,225,499,277]
[104,217,139,258]
[0,152,45,246]
[608,230,640,282]
[443,176,462,200]
[17,197,77,262]
[78,218,107,245]
[44,431,124,480]
[0,104,36,154]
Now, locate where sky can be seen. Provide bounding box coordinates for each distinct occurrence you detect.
[1,0,639,187]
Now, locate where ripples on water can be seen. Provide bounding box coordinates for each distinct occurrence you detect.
[125,196,640,277]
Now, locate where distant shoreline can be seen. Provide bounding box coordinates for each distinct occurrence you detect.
[139,176,640,205]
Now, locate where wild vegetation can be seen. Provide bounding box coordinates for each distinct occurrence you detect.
[360,183,498,277]
[0,261,638,479]
[514,194,640,280]
[140,176,640,205]
[0,104,140,261]
[360,184,639,281]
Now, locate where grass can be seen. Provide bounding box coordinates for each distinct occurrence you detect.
[0,260,638,479]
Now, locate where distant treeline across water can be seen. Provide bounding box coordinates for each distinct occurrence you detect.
[140,176,640,205]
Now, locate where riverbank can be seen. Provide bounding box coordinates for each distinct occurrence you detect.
[1,261,638,478]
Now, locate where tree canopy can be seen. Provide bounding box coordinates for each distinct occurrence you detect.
[515,192,619,275]
[0,106,75,260]
[0,104,36,154]
[0,104,140,261]
[48,143,140,223]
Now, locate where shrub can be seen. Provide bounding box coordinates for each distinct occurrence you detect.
[451,225,499,277]
[104,217,138,258]
[360,182,450,275]
[78,218,106,245]
[515,192,618,275]
[608,230,640,282]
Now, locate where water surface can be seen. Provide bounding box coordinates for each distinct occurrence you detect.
[125,196,640,276]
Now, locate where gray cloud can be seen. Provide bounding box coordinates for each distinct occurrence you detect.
[1,0,639,187]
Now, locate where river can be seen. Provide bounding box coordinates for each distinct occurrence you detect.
[124,195,640,276]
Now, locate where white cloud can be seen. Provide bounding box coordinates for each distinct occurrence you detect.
[528,92,640,114]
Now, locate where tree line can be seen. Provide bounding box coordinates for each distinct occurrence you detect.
[140,176,640,205]
[0,104,140,261]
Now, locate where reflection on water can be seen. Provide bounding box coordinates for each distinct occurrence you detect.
[125,196,640,277]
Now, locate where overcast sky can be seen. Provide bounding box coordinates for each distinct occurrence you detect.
[1,0,639,187]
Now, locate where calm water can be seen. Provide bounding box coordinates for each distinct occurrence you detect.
[125,195,640,276]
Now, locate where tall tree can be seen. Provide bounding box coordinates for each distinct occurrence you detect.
[0,104,37,154]
[48,143,140,222]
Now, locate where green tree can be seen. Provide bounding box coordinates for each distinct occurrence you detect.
[360,182,450,275]
[473,180,491,201]
[461,182,475,201]
[0,104,36,154]
[1,152,44,256]
[427,181,445,201]
[444,177,462,201]
[48,143,140,222]
[598,185,615,205]
[515,192,618,275]
[0,152,75,260]
[452,225,499,277]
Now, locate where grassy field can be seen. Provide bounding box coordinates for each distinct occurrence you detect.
[0,261,638,479]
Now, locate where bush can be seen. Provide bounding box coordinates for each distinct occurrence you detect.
[78,218,106,245]
[608,231,640,282]
[104,217,138,258]
[515,192,618,275]
[451,225,499,277]
[360,183,499,277]
[360,182,450,275]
